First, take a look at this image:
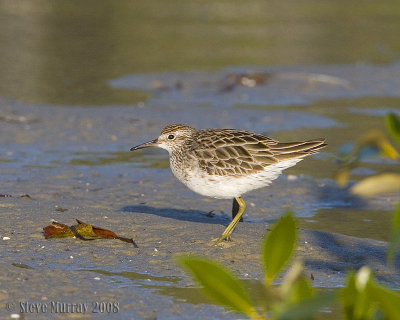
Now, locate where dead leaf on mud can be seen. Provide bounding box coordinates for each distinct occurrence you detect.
[43,220,138,247]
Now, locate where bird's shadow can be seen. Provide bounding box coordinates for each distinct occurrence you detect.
[121,204,230,225]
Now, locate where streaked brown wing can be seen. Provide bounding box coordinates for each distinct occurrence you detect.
[192,129,278,176]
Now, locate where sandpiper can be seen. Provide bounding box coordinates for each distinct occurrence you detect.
[131,124,326,242]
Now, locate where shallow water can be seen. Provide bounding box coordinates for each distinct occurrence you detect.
[1,1,400,105]
[89,269,341,320]
[1,1,400,319]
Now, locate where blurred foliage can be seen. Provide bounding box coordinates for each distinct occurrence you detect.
[335,113,400,197]
[350,173,400,197]
[263,213,297,285]
[177,208,400,319]
[342,266,400,320]
[387,203,400,263]
[178,257,261,319]
[385,114,400,144]
[178,212,335,320]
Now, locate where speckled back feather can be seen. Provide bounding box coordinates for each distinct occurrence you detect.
[182,128,326,177]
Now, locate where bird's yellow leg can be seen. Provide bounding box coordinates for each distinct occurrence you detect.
[217,197,246,242]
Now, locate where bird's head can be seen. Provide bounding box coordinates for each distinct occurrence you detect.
[130,124,197,154]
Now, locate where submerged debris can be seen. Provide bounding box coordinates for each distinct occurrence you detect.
[0,112,39,124]
[55,206,68,212]
[220,72,272,92]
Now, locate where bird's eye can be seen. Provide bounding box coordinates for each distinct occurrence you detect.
[167,134,175,140]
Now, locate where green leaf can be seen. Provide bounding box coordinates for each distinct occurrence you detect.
[287,275,314,303]
[177,256,260,319]
[280,261,313,303]
[341,267,377,320]
[350,173,400,197]
[263,211,297,284]
[387,203,400,263]
[277,291,336,320]
[369,281,400,320]
[341,272,358,320]
[385,113,400,144]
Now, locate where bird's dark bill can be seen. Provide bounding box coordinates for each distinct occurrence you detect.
[130,139,159,151]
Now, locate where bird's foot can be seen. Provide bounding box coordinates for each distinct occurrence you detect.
[213,234,232,244]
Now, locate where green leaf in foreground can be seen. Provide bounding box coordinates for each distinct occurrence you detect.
[277,292,336,320]
[341,272,358,320]
[341,267,376,320]
[387,203,400,263]
[341,265,400,320]
[263,211,297,284]
[177,256,261,319]
[280,261,313,303]
[369,280,400,319]
[285,274,314,304]
[385,113,400,144]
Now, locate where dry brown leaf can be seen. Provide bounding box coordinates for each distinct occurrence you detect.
[43,220,138,247]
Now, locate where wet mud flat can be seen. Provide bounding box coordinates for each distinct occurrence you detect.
[1,64,400,319]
